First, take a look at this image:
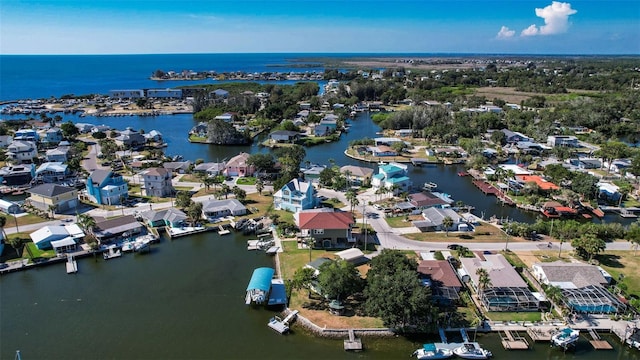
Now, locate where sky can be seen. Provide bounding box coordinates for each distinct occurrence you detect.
[1,0,639,55]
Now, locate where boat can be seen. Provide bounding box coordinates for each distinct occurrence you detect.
[452,343,492,359]
[218,225,230,235]
[423,182,438,191]
[458,171,469,177]
[103,247,122,260]
[133,234,156,252]
[551,327,579,348]
[121,241,135,252]
[412,343,454,359]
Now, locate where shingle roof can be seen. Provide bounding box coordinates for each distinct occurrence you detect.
[460,254,528,288]
[28,183,76,197]
[535,261,608,288]
[297,211,354,230]
[90,169,112,186]
[340,165,373,178]
[418,260,462,288]
[144,167,171,177]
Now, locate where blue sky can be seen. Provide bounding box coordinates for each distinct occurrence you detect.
[1,0,638,55]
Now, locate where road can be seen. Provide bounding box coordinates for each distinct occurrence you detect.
[316,187,635,252]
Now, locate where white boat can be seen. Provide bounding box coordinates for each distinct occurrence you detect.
[452,343,492,359]
[423,182,438,191]
[121,241,135,252]
[133,234,156,252]
[103,247,122,260]
[551,328,580,348]
[412,343,454,359]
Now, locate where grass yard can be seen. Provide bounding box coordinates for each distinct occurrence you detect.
[404,223,526,243]
[597,250,640,298]
[9,214,49,228]
[321,198,345,209]
[235,177,256,185]
[385,215,421,228]
[279,241,384,329]
[24,241,57,260]
[487,312,542,322]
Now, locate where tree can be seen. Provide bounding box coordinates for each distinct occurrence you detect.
[7,236,24,257]
[475,268,492,298]
[77,214,97,247]
[571,233,606,261]
[0,216,6,242]
[220,184,231,199]
[291,267,316,298]
[345,189,358,213]
[255,179,264,195]
[626,221,640,255]
[47,204,57,219]
[442,216,454,236]
[571,172,599,200]
[364,250,435,331]
[247,153,276,173]
[544,285,565,314]
[317,259,363,302]
[60,121,79,139]
[187,202,203,227]
[175,191,193,209]
[232,186,246,202]
[554,220,581,257]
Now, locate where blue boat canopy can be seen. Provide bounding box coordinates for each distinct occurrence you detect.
[423,344,436,351]
[246,267,275,292]
[268,280,287,306]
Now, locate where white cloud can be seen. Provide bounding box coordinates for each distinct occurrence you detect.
[496,26,515,39]
[521,24,539,36]
[526,1,577,36]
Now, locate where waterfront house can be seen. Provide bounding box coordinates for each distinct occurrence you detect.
[369,145,398,157]
[202,198,247,220]
[374,137,403,146]
[514,175,560,192]
[143,130,163,143]
[225,152,255,177]
[194,162,226,176]
[115,128,145,148]
[139,208,188,228]
[314,125,332,137]
[14,129,39,142]
[41,127,63,145]
[7,140,37,163]
[339,165,373,186]
[27,183,78,213]
[408,192,449,209]
[273,178,317,213]
[94,215,145,243]
[34,162,69,183]
[460,254,539,312]
[0,135,13,148]
[547,135,579,148]
[45,147,70,162]
[498,129,532,144]
[30,224,84,251]
[569,158,601,170]
[598,182,621,202]
[531,261,624,314]
[86,169,128,205]
[270,130,300,144]
[296,209,355,248]
[146,88,182,99]
[210,89,229,99]
[541,201,578,218]
[302,164,326,183]
[109,89,144,99]
[412,208,467,232]
[371,163,412,195]
[162,161,191,174]
[215,112,235,122]
[143,167,174,198]
[417,260,462,305]
[0,165,34,186]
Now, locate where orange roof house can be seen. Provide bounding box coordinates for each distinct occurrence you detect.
[516,175,560,191]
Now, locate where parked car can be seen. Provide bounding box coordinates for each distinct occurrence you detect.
[447,244,462,250]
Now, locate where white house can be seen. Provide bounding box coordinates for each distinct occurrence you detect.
[6,140,37,163]
[371,163,412,195]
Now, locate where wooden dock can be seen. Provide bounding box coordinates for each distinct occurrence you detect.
[588,329,613,350]
[65,256,78,274]
[500,330,530,350]
[344,329,363,351]
[526,327,554,342]
[472,180,499,195]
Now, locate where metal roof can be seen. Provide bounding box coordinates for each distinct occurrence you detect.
[246,267,275,292]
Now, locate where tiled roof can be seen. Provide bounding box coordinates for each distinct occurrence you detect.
[297,211,354,230]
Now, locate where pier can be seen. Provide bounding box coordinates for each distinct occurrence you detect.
[472,180,499,195]
[166,226,212,239]
[65,255,78,274]
[500,330,529,350]
[588,328,613,350]
[344,329,363,351]
[526,327,554,342]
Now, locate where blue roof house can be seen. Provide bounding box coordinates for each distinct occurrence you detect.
[371,163,412,195]
[86,169,128,205]
[273,178,317,213]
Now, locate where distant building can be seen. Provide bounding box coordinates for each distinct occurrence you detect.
[27,183,78,213]
[6,140,37,163]
[86,169,128,205]
[273,178,317,213]
[109,89,144,99]
[225,152,255,177]
[146,88,182,98]
[339,165,373,186]
[45,147,70,162]
[142,167,173,198]
[547,135,579,148]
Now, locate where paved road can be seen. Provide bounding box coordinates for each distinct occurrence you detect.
[81,140,108,172]
[316,188,635,252]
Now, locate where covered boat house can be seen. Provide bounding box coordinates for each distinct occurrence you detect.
[246,267,275,305]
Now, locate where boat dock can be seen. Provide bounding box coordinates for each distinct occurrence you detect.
[526,327,554,342]
[600,206,640,218]
[166,226,212,239]
[439,328,448,343]
[472,180,499,195]
[500,330,530,350]
[588,328,613,350]
[65,255,77,274]
[218,225,231,235]
[267,310,299,334]
[410,158,432,166]
[344,329,363,351]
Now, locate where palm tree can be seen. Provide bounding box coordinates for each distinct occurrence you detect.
[255,179,264,195]
[345,189,358,213]
[47,204,57,219]
[544,285,565,315]
[442,216,454,237]
[77,214,97,247]
[475,268,492,301]
[0,215,7,243]
[187,202,203,227]
[625,221,640,256]
[344,169,352,188]
[220,184,231,199]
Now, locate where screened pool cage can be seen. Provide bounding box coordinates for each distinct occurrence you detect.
[560,285,627,314]
[479,287,539,312]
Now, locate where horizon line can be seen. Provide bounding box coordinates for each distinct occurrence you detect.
[1,52,639,57]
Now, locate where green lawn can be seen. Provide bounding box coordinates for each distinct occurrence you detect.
[385,215,417,228]
[321,198,345,209]
[487,312,542,322]
[236,177,256,185]
[597,250,640,299]
[24,241,57,260]
[9,214,49,228]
